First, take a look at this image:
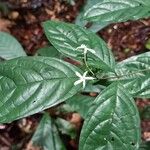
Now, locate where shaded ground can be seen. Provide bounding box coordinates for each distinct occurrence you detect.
[0,0,150,149]
[100,19,150,61]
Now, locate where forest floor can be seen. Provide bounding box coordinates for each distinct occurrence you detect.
[0,0,150,149]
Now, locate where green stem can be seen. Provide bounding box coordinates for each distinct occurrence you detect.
[83,53,95,76]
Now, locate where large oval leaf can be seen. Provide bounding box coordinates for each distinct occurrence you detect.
[0,57,82,123]
[79,82,141,150]
[43,21,115,72]
[83,0,150,24]
[32,113,66,150]
[0,32,26,60]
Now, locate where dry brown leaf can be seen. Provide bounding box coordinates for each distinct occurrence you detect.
[25,141,41,150]
[0,19,14,32]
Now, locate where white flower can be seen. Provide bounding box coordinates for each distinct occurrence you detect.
[74,71,95,88]
[76,44,96,55]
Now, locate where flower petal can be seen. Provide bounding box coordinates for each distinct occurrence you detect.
[83,80,86,88]
[88,48,96,54]
[85,77,95,80]
[75,72,82,78]
[83,71,88,77]
[74,79,82,86]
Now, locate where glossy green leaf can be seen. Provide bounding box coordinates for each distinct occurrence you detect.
[83,83,105,93]
[85,0,103,9]
[32,113,66,150]
[83,0,150,24]
[36,46,60,58]
[75,0,108,32]
[55,118,76,139]
[66,94,94,118]
[0,57,83,123]
[114,52,150,98]
[43,21,115,72]
[79,82,141,150]
[0,32,26,60]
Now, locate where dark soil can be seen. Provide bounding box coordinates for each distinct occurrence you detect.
[0,0,150,149]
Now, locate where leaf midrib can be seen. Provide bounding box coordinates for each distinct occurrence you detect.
[0,74,78,87]
[47,22,115,70]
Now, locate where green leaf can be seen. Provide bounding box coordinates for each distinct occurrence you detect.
[140,105,150,120]
[66,94,94,118]
[87,22,109,32]
[43,21,115,72]
[0,32,26,60]
[145,39,150,50]
[83,83,105,93]
[36,46,60,58]
[32,113,66,150]
[57,104,74,114]
[79,82,141,150]
[83,0,150,24]
[0,2,9,15]
[140,141,150,150]
[55,118,76,139]
[85,0,103,9]
[0,56,83,123]
[75,0,108,32]
[65,0,75,5]
[114,52,150,98]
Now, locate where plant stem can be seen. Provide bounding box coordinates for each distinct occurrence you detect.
[83,53,95,76]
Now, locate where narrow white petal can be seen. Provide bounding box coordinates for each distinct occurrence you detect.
[85,77,95,80]
[75,72,82,78]
[83,80,86,88]
[88,48,96,54]
[81,44,86,48]
[83,71,88,77]
[74,79,82,86]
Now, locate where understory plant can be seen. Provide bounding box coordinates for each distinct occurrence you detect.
[0,0,150,150]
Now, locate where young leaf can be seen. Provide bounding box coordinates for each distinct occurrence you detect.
[79,82,141,150]
[43,21,115,72]
[83,0,150,24]
[0,57,83,123]
[55,118,76,139]
[0,32,26,60]
[66,94,94,118]
[36,46,60,58]
[32,113,66,150]
[114,52,150,98]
